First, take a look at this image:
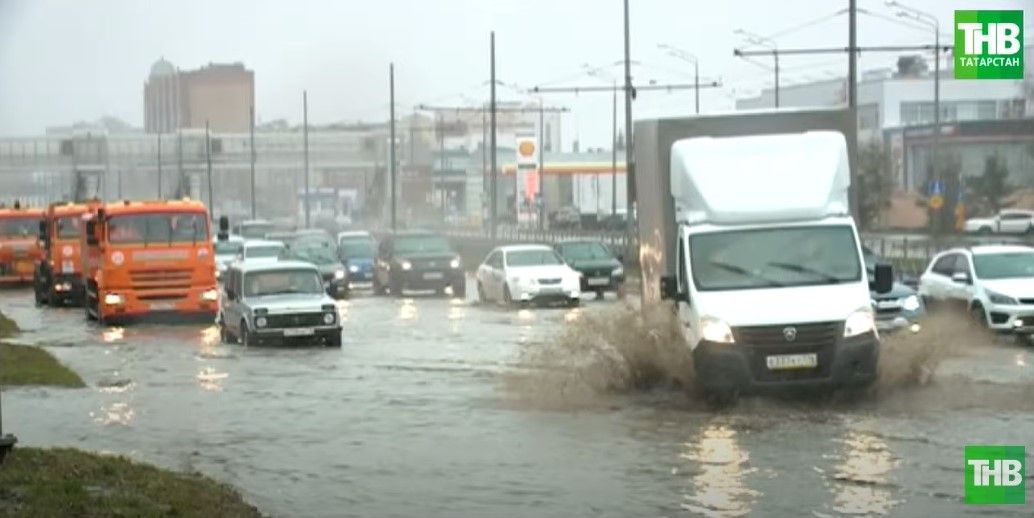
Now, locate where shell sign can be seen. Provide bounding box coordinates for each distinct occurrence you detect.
[515,133,538,168]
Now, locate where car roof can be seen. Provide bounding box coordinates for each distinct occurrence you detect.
[232,260,316,274]
[1000,209,1034,214]
[497,244,554,253]
[338,230,372,239]
[237,219,272,225]
[969,244,1034,255]
[213,234,245,243]
[243,239,283,248]
[557,239,605,246]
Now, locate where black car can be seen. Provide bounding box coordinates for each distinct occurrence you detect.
[373,230,465,297]
[555,240,624,298]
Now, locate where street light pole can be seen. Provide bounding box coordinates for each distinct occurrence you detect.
[612,80,618,216]
[303,90,310,228]
[205,120,213,217]
[490,31,498,244]
[658,44,701,114]
[156,133,162,199]
[622,0,634,246]
[390,63,397,231]
[249,104,256,219]
[734,29,780,108]
[538,98,545,230]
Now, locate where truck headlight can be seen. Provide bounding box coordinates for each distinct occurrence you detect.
[215,269,222,279]
[450,257,461,269]
[901,294,920,312]
[348,264,359,273]
[323,312,336,325]
[700,316,735,344]
[400,260,412,271]
[255,316,268,328]
[334,269,346,280]
[612,266,624,277]
[201,288,219,301]
[986,289,1017,305]
[103,293,124,306]
[844,309,876,337]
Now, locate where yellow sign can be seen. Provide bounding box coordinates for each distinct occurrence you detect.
[518,140,536,158]
[929,195,944,210]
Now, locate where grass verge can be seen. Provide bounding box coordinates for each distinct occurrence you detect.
[0,447,261,517]
[0,311,17,339]
[0,343,85,388]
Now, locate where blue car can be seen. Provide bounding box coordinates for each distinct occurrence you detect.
[338,231,376,289]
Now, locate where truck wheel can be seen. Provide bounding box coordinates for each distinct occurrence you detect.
[390,274,404,298]
[34,283,46,306]
[704,387,738,407]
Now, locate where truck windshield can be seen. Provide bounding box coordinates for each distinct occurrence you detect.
[394,236,451,254]
[507,249,564,267]
[56,216,83,239]
[243,269,323,297]
[107,213,209,244]
[690,225,861,291]
[559,242,613,261]
[973,252,1034,280]
[0,216,39,238]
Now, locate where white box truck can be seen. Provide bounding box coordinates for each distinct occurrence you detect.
[634,111,892,398]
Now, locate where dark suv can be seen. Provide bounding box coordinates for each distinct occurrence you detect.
[374,231,465,297]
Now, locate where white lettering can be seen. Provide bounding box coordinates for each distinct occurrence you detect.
[970,459,1024,486]
[958,22,989,54]
[969,459,991,485]
[1001,459,1023,487]
[997,23,1021,55]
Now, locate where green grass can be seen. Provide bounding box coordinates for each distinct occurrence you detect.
[0,311,17,339]
[0,447,262,518]
[0,343,85,388]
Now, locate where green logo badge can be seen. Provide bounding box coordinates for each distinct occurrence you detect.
[954,10,1024,79]
[965,445,1025,504]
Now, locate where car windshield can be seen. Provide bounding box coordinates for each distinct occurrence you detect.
[107,212,209,244]
[214,241,243,255]
[690,225,862,291]
[973,252,1034,280]
[340,239,375,258]
[0,216,40,238]
[559,242,613,261]
[243,269,322,296]
[56,216,83,239]
[289,243,337,264]
[507,249,564,267]
[239,223,273,239]
[246,245,282,259]
[394,235,451,254]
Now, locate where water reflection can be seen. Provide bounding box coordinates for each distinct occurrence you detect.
[448,305,466,321]
[1016,353,1027,368]
[91,401,135,426]
[398,299,418,321]
[101,327,125,343]
[825,430,900,516]
[336,300,351,322]
[564,307,582,323]
[199,325,220,347]
[197,366,229,392]
[680,424,758,517]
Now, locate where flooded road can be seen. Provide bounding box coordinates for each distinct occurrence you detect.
[2,285,1034,518]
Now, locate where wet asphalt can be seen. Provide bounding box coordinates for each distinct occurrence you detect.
[1,281,1033,518]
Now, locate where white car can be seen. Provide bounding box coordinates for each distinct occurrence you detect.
[236,240,286,267]
[919,245,1034,334]
[964,210,1034,235]
[476,244,581,307]
[213,235,245,280]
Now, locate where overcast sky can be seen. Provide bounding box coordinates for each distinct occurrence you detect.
[0,0,1026,148]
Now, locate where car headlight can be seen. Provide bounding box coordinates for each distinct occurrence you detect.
[201,288,219,301]
[612,266,624,277]
[450,257,461,269]
[844,308,876,337]
[348,264,359,273]
[986,289,1018,305]
[255,316,268,328]
[400,260,412,271]
[323,312,336,325]
[900,294,920,312]
[700,316,735,344]
[334,269,346,280]
[215,269,222,279]
[103,293,124,306]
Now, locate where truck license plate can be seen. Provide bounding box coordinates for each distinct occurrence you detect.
[149,302,174,311]
[423,272,444,280]
[766,353,818,371]
[587,277,609,286]
[62,261,74,274]
[283,328,315,337]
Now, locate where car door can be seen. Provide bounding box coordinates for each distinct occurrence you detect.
[945,253,976,302]
[484,251,503,301]
[919,253,954,300]
[476,251,494,297]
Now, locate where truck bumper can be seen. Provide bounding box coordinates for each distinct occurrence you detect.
[692,333,879,394]
[49,274,85,303]
[0,259,37,285]
[97,285,219,324]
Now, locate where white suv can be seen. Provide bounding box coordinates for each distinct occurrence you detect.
[964,209,1034,235]
[919,245,1034,334]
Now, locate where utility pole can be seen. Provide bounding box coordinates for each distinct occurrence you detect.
[303,90,310,228]
[734,29,780,107]
[157,132,162,199]
[490,31,498,244]
[657,44,703,113]
[176,129,183,197]
[848,0,857,110]
[205,120,213,217]
[390,63,397,231]
[622,0,635,245]
[250,104,256,219]
[612,81,618,215]
[537,99,545,230]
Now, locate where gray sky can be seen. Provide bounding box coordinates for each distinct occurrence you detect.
[0,0,1026,148]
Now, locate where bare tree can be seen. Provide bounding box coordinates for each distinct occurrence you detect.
[856,139,893,230]
[967,154,1012,216]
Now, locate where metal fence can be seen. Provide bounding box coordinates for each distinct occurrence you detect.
[860,233,1031,277]
[442,226,636,249]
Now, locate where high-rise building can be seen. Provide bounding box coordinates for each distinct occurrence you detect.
[143,58,254,133]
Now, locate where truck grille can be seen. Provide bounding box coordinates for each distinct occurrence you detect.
[735,322,839,383]
[130,269,193,290]
[265,312,326,328]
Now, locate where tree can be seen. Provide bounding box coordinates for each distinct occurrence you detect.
[967,155,1011,217]
[856,139,894,230]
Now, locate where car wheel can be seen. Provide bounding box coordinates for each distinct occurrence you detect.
[970,303,987,327]
[568,297,581,308]
[503,285,515,306]
[477,282,487,303]
[979,226,992,235]
[390,274,404,298]
[34,282,46,306]
[326,332,342,348]
[373,275,386,296]
[595,289,605,300]
[240,320,253,346]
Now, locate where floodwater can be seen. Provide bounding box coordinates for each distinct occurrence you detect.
[2,285,1033,518]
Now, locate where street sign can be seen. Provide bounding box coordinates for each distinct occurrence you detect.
[930,194,945,210]
[930,180,944,196]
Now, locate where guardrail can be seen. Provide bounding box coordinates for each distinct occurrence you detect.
[442,226,636,249]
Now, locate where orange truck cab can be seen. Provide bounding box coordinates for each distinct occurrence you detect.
[34,201,96,305]
[0,203,44,286]
[81,199,227,324]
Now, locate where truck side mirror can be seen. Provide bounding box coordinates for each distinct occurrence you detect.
[225,288,236,301]
[872,263,893,294]
[217,216,229,241]
[85,220,99,246]
[660,275,679,300]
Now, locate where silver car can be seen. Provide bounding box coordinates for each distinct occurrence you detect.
[218,260,342,347]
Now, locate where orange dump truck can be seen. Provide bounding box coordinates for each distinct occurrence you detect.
[0,204,44,285]
[81,199,224,324]
[34,201,96,305]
